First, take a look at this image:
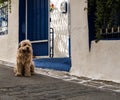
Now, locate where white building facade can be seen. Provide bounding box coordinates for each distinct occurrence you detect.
[0,0,120,83]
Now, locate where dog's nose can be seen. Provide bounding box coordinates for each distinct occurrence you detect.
[27,47,29,50]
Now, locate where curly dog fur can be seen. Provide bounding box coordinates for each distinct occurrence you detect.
[14,40,35,77]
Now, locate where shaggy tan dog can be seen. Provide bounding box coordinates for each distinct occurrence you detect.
[14,40,35,77]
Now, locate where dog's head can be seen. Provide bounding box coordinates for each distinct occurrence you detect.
[18,40,32,54]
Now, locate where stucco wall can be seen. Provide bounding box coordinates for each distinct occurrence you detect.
[72,40,120,83]
[0,0,18,64]
[70,0,120,82]
[71,41,120,83]
[70,0,89,75]
[0,35,8,61]
[50,0,69,57]
[88,40,120,82]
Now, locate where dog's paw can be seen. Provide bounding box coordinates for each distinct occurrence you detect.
[31,70,35,75]
[15,73,22,77]
[25,73,31,77]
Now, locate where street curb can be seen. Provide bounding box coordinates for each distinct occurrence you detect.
[0,60,15,67]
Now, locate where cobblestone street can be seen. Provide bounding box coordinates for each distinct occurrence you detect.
[0,64,120,100]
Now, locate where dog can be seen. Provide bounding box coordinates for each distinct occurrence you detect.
[14,40,35,77]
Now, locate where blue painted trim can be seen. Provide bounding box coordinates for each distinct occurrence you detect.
[33,58,71,72]
[19,0,26,42]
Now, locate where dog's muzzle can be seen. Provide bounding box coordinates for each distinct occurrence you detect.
[22,47,30,53]
[27,47,29,50]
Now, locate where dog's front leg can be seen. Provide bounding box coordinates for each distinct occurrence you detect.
[15,63,22,76]
[24,64,31,77]
[30,62,35,75]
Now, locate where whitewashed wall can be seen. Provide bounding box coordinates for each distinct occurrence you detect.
[70,0,89,75]
[70,0,120,82]
[0,0,18,64]
[72,40,120,83]
[85,40,120,82]
[50,0,69,57]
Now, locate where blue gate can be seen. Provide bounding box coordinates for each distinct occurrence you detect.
[19,0,49,56]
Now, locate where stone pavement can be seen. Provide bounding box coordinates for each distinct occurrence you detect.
[0,64,120,100]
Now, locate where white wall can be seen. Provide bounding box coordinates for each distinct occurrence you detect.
[0,35,8,61]
[70,0,120,82]
[70,0,89,75]
[0,0,18,64]
[87,41,120,82]
[50,0,69,57]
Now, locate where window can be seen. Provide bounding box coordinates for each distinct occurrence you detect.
[0,1,8,35]
[88,0,120,41]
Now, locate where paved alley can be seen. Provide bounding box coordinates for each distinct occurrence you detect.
[0,64,120,100]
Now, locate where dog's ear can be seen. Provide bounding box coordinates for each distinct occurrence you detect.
[18,43,21,49]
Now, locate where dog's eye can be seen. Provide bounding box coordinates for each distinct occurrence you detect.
[27,44,31,47]
[23,44,26,46]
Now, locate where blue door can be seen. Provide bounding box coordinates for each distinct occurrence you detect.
[19,0,49,56]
